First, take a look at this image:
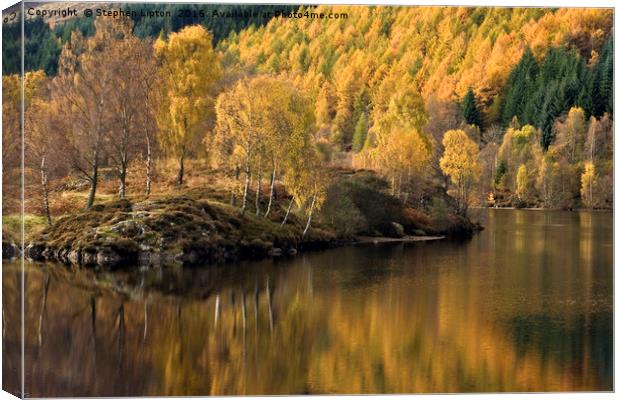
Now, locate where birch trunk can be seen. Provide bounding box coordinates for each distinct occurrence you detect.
[40,156,52,226]
[255,154,262,216]
[264,163,277,217]
[85,151,99,210]
[118,156,127,199]
[302,194,316,237]
[241,157,251,214]
[281,196,294,226]
[145,132,152,196]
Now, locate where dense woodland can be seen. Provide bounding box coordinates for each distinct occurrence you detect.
[2,6,614,247]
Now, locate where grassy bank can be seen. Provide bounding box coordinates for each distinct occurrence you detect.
[11,168,479,267]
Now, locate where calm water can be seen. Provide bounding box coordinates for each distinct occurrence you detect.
[2,209,613,396]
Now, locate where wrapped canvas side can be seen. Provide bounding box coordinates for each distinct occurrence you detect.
[2,2,24,398]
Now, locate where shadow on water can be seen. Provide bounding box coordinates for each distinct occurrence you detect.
[2,209,613,396]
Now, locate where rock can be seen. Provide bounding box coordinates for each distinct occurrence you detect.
[42,248,55,260]
[96,249,121,266]
[287,248,298,255]
[58,248,69,263]
[2,241,18,259]
[82,251,97,265]
[25,243,45,261]
[67,250,82,265]
[413,229,427,236]
[268,247,283,256]
[109,220,146,237]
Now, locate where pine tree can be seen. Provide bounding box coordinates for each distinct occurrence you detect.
[462,88,482,128]
[501,48,538,127]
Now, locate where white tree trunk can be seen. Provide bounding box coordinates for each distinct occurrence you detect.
[241,158,251,214]
[145,132,152,196]
[264,163,277,217]
[302,194,317,237]
[281,196,294,226]
[40,156,52,226]
[255,154,262,216]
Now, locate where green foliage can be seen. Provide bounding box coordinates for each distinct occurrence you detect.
[494,160,507,187]
[501,48,538,128]
[501,44,613,149]
[320,172,408,237]
[4,5,297,75]
[4,17,63,75]
[462,88,482,128]
[578,37,613,118]
[128,4,297,42]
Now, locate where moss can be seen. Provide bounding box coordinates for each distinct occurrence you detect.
[35,190,335,267]
[3,214,48,242]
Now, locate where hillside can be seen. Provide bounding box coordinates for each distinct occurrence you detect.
[219,6,612,130]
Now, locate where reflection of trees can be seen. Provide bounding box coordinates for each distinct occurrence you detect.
[5,227,613,396]
[2,265,22,396]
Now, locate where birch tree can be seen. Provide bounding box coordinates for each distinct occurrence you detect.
[106,16,144,199]
[440,129,481,216]
[53,17,124,209]
[155,25,221,186]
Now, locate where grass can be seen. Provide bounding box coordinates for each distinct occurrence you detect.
[2,214,49,243]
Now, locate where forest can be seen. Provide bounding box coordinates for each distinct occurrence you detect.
[2,6,614,265]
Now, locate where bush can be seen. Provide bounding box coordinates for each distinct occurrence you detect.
[319,171,408,237]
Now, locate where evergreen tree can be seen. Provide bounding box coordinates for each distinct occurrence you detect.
[462,88,482,128]
[594,37,613,116]
[500,44,612,150]
[501,48,538,127]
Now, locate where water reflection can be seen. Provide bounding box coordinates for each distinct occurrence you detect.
[2,209,613,396]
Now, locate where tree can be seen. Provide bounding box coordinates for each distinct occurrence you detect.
[462,88,482,128]
[23,71,71,223]
[440,130,481,216]
[515,164,528,201]
[497,124,543,194]
[105,16,148,199]
[215,76,316,216]
[423,95,461,187]
[553,107,587,164]
[536,154,561,208]
[134,39,161,196]
[2,74,22,213]
[501,48,538,126]
[581,162,597,208]
[155,25,221,186]
[367,126,430,198]
[352,113,368,153]
[24,71,53,224]
[53,17,128,209]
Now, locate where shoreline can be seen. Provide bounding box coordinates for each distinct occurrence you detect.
[17,234,448,267]
[472,206,612,212]
[354,235,446,244]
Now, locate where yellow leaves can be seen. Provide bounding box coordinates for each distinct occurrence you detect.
[374,127,429,177]
[515,164,528,200]
[580,161,597,208]
[155,25,221,159]
[440,129,481,185]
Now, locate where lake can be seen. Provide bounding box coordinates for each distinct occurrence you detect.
[2,209,613,396]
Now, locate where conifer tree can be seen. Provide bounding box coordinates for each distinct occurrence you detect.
[462,88,482,128]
